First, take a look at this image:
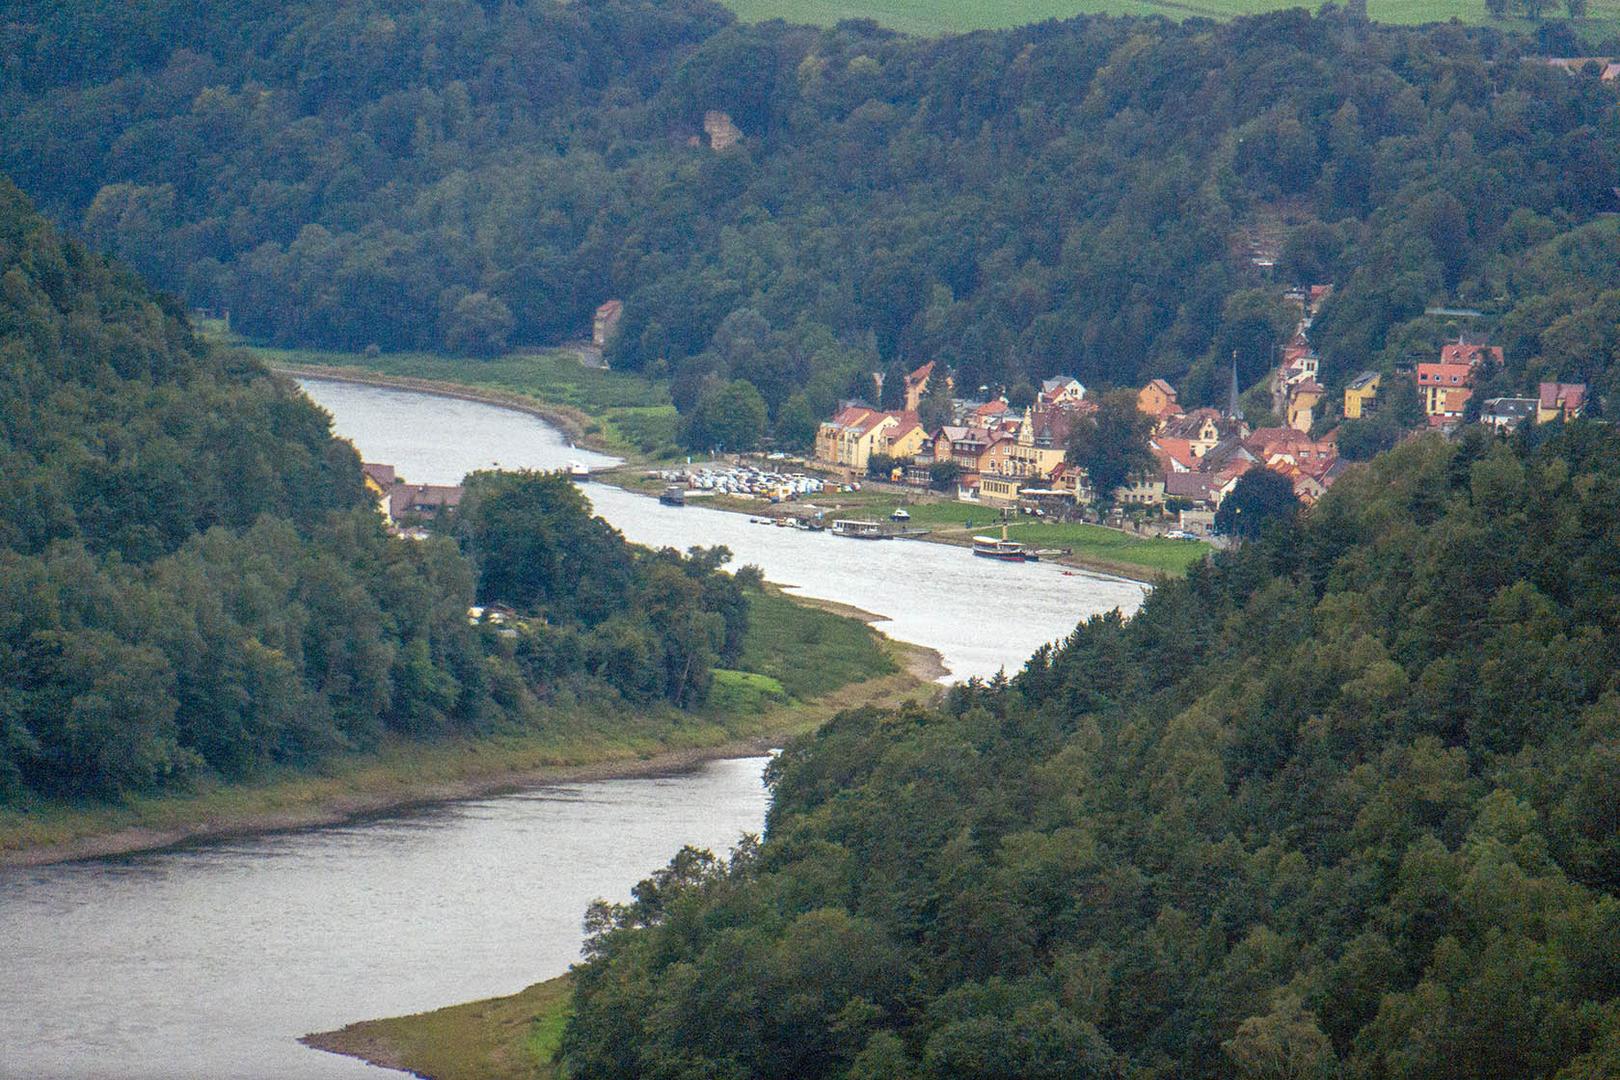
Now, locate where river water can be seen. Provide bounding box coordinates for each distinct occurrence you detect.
[296,378,1147,681]
[0,378,1145,1079]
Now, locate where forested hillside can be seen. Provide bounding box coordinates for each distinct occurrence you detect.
[8,2,1620,436]
[564,423,1620,1079]
[0,179,748,803]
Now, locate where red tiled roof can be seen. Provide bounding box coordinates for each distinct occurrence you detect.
[1539,382,1588,412]
[1416,363,1474,386]
[1441,343,1503,368]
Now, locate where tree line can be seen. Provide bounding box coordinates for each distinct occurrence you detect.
[0,178,747,803]
[7,3,1620,446]
[563,421,1620,1079]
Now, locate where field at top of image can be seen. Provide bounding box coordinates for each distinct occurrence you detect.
[726,0,1614,36]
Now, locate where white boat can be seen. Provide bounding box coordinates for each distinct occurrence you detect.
[568,461,590,481]
[890,508,911,522]
[973,525,1036,562]
[831,519,891,540]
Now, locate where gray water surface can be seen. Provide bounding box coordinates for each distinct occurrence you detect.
[1,758,770,1080]
[297,377,1147,680]
[1,379,1147,1079]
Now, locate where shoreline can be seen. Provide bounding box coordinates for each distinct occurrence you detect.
[1,739,771,870]
[269,362,616,458]
[2,618,944,870]
[274,361,1165,586]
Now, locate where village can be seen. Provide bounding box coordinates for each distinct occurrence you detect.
[361,284,1590,578]
[793,284,1589,537]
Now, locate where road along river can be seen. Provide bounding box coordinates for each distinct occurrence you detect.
[0,378,1146,1080]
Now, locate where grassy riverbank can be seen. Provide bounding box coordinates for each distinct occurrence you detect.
[307,974,574,1080]
[614,469,1207,581]
[229,335,1203,582]
[200,325,679,460]
[0,589,938,866]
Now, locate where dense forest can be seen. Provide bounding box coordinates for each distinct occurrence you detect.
[564,423,1620,1079]
[7,1,1620,439]
[0,178,747,803]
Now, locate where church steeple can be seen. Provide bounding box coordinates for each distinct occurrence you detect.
[1227,351,1244,421]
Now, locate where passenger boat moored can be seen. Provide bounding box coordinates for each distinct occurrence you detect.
[973,525,1037,562]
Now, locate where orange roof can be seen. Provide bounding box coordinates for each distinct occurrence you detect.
[1153,437,1198,471]
[1441,343,1503,368]
[1416,363,1474,385]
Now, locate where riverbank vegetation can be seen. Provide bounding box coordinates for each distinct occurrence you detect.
[306,973,573,1080]
[237,342,680,459]
[559,423,1620,1079]
[0,181,917,859]
[10,2,1620,445]
[722,0,1619,35]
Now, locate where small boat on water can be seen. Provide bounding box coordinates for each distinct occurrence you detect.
[973,525,1037,562]
[831,519,892,540]
[659,485,687,507]
[568,461,591,481]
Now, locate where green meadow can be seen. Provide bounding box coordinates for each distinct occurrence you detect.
[724,0,1611,37]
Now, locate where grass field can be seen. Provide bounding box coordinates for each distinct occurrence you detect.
[724,0,1612,37]
[197,323,682,460]
[306,973,574,1080]
[859,497,1212,576]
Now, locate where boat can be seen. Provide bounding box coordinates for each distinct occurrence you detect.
[568,460,591,481]
[831,519,892,540]
[658,485,687,507]
[890,508,911,522]
[973,525,1037,562]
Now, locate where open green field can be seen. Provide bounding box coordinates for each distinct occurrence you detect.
[1001,519,1210,575]
[860,497,1212,577]
[724,0,1609,37]
[196,324,681,460]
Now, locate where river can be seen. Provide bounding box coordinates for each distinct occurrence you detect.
[0,378,1146,1079]
[295,377,1147,681]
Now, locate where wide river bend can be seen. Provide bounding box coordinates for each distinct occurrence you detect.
[0,379,1145,1079]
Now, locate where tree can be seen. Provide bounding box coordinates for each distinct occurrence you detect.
[1066,389,1154,507]
[879,358,909,410]
[774,393,819,449]
[444,291,514,357]
[681,379,768,452]
[918,376,954,432]
[1214,467,1300,539]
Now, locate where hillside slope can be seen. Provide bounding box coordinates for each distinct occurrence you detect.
[563,424,1620,1078]
[6,5,1620,433]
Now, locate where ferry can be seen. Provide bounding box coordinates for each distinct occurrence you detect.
[831,518,891,540]
[658,485,687,507]
[972,525,1036,562]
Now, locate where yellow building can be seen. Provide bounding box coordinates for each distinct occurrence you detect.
[980,476,1023,503]
[1343,371,1380,419]
[814,407,926,474]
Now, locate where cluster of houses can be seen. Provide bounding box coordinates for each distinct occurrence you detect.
[362,462,463,537]
[801,279,1598,532]
[1339,338,1586,433]
[813,362,1102,502]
